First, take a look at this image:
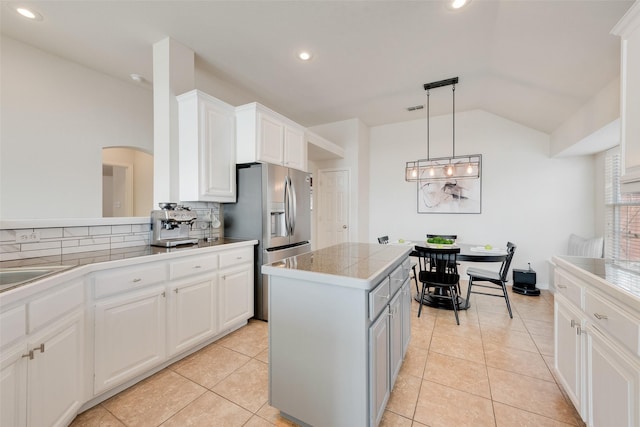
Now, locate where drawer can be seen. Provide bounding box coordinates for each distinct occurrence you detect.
[585,290,640,356]
[219,247,253,269]
[94,262,167,299]
[28,279,84,332]
[390,264,407,296]
[169,253,218,280]
[369,277,390,321]
[554,269,584,309]
[0,304,26,348]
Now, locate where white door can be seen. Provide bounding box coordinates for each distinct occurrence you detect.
[369,309,390,427]
[317,169,350,249]
[219,264,253,330]
[554,297,585,418]
[1,343,27,427]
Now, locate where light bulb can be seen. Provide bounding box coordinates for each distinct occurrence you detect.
[451,0,468,9]
[446,165,454,176]
[429,167,435,177]
[411,169,417,178]
[466,164,473,174]
[298,51,312,61]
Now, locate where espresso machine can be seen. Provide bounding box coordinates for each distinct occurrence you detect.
[150,203,199,247]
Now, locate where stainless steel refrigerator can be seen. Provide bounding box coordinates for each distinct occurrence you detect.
[223,163,311,321]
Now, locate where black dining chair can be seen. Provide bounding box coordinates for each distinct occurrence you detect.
[415,245,462,325]
[465,242,517,318]
[378,235,419,295]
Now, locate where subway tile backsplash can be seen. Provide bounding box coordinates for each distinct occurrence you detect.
[0,202,222,261]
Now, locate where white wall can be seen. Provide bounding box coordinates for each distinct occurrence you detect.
[369,110,597,287]
[309,118,370,244]
[0,36,153,220]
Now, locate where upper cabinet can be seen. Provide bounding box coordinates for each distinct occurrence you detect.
[177,90,236,203]
[613,2,640,192]
[236,103,308,172]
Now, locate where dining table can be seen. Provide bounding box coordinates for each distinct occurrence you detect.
[406,242,508,310]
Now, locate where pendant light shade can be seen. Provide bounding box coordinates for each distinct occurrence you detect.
[405,77,481,182]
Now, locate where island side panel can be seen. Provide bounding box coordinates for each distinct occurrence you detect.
[269,274,369,426]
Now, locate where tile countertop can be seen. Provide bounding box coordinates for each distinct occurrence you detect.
[553,255,640,311]
[261,242,413,291]
[0,238,257,296]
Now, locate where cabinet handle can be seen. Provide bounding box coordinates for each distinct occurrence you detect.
[174,288,179,294]
[570,319,576,328]
[32,343,45,354]
[557,284,567,289]
[132,278,142,283]
[576,325,583,335]
[194,265,201,269]
[593,313,608,320]
[236,256,243,260]
[22,350,34,360]
[162,291,166,298]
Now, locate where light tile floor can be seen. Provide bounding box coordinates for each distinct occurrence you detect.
[71,281,585,427]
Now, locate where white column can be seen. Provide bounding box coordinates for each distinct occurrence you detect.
[152,38,194,205]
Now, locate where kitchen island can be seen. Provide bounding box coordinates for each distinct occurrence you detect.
[262,242,413,427]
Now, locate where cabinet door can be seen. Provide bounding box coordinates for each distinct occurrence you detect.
[283,125,307,171]
[1,343,27,427]
[27,311,83,427]
[219,264,254,330]
[257,113,284,165]
[369,309,390,427]
[94,286,166,394]
[400,278,411,358]
[554,296,585,420]
[200,97,236,201]
[587,326,640,427]
[167,276,218,356]
[389,291,403,388]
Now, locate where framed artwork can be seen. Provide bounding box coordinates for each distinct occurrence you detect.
[417,175,482,214]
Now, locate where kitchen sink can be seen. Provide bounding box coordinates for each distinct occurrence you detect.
[0,265,73,291]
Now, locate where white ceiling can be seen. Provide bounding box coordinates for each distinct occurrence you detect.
[1,0,633,133]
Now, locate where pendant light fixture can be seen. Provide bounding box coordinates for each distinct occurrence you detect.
[405,77,481,182]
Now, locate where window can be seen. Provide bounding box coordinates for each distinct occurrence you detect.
[604,149,640,261]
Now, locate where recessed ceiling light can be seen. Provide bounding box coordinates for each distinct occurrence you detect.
[450,0,470,10]
[15,6,43,21]
[298,51,312,61]
[130,74,145,83]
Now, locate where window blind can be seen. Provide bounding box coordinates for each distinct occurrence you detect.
[605,151,640,262]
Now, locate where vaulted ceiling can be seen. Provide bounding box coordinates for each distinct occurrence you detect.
[1,0,633,133]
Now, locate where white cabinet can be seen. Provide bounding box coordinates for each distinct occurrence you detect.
[93,285,167,394]
[218,246,254,330]
[554,294,586,419]
[587,326,640,427]
[236,102,308,172]
[27,311,84,427]
[369,308,390,427]
[1,342,27,427]
[612,2,640,191]
[1,310,84,427]
[553,258,640,427]
[167,277,218,357]
[178,89,236,202]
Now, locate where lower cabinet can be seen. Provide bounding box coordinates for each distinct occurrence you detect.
[93,286,167,394]
[219,263,253,330]
[554,295,586,418]
[553,259,640,427]
[369,308,390,427]
[167,276,218,357]
[587,326,640,427]
[369,266,412,427]
[1,310,84,427]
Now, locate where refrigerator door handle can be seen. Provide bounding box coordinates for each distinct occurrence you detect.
[284,176,291,236]
[289,177,297,235]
